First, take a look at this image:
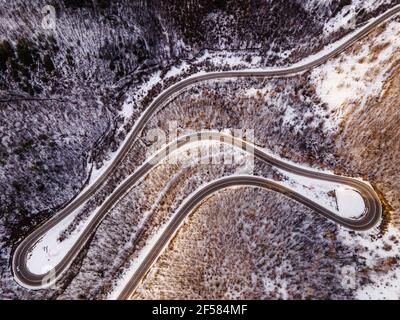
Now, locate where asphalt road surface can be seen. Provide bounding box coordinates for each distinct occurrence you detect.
[13,132,382,291]
[12,4,400,293]
[117,171,382,300]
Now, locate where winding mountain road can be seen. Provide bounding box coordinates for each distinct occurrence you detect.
[117,173,380,300]
[12,4,400,295]
[13,132,382,291]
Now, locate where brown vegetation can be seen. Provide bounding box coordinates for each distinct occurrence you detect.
[335,65,400,227]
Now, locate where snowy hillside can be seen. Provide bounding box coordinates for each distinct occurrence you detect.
[1,0,400,300]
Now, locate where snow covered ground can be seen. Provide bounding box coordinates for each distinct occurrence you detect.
[3,0,400,301]
[324,0,394,35]
[88,7,400,195]
[27,210,84,275]
[312,19,400,129]
[25,136,368,279]
[107,204,179,300]
[25,139,249,277]
[277,170,367,219]
[339,226,400,299]
[336,188,366,219]
[11,2,400,297]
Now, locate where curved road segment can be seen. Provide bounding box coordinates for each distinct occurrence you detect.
[12,4,400,293]
[13,132,382,290]
[117,174,379,300]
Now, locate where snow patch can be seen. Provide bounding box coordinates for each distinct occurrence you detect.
[313,20,400,128]
[27,206,94,274]
[119,100,134,121]
[324,0,393,35]
[278,170,367,219]
[338,226,400,300]
[336,187,365,219]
